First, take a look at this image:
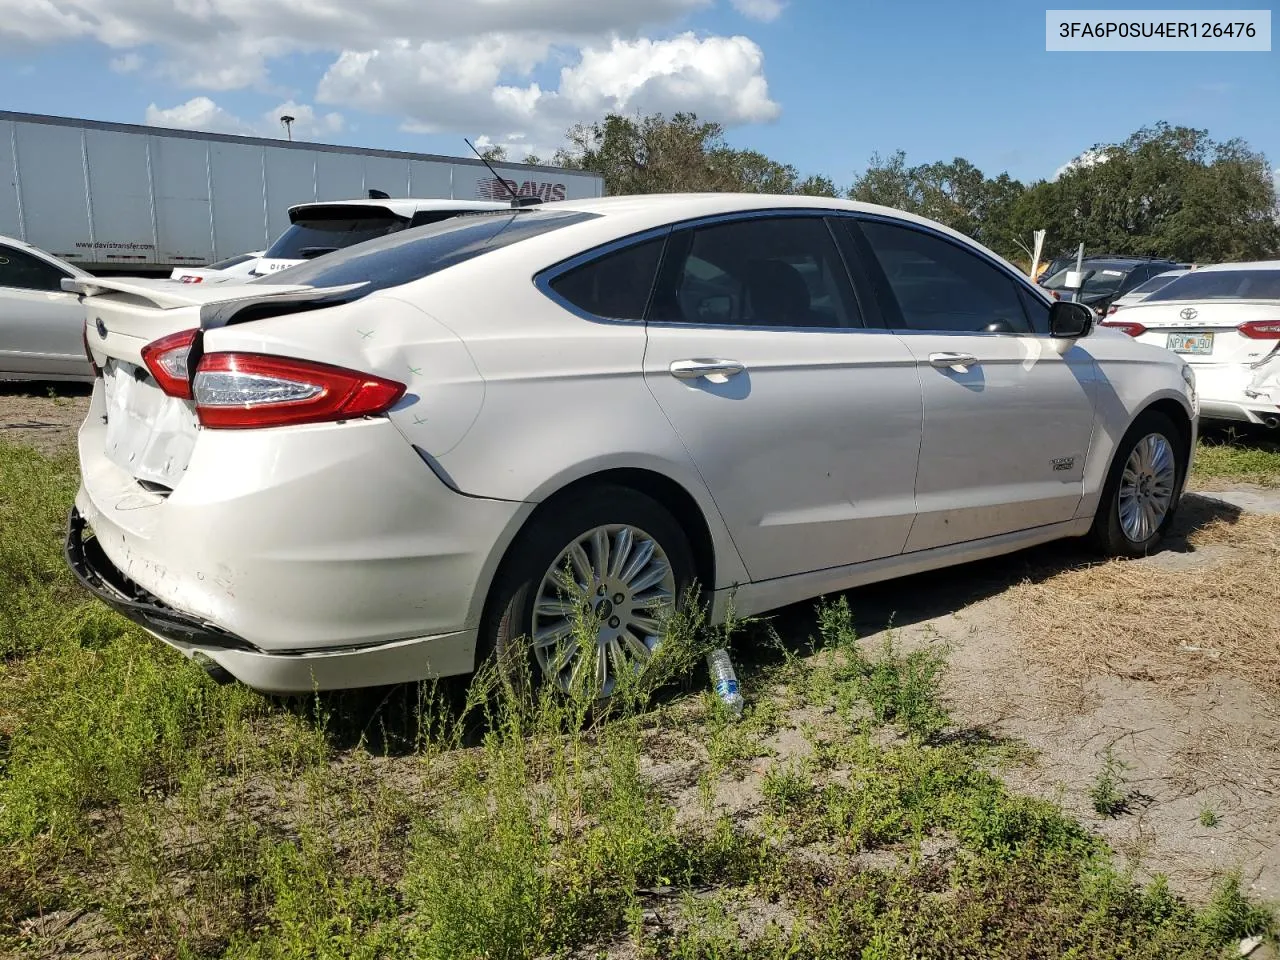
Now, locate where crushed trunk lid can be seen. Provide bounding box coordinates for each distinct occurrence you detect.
[64,276,368,489]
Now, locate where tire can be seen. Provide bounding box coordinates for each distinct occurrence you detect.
[1088,410,1188,557]
[482,485,696,698]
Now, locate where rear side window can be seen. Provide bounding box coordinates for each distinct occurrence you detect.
[856,220,1031,334]
[1125,272,1182,298]
[1145,269,1280,302]
[264,207,409,261]
[0,246,68,292]
[257,210,599,292]
[548,237,664,320]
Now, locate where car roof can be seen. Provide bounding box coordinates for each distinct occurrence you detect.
[287,198,514,218]
[0,233,90,275]
[543,193,1027,268]
[1192,260,1280,272]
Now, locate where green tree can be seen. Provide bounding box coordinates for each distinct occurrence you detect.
[849,152,1026,258]
[554,111,831,196]
[1011,123,1279,262]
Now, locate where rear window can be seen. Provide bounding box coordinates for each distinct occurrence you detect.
[256,209,599,292]
[1124,272,1182,298]
[264,206,409,261]
[1145,268,1280,302]
[206,252,259,270]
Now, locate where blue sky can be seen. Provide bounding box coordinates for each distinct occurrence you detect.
[2,0,1276,188]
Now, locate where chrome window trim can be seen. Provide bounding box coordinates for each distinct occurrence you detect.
[535,207,865,332]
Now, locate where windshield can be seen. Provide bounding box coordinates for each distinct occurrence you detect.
[1144,268,1280,302]
[256,209,599,293]
[1041,264,1130,298]
[263,209,409,261]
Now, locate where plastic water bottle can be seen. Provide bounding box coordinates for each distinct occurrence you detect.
[706,648,744,716]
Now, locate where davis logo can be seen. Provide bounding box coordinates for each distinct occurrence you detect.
[476,177,567,202]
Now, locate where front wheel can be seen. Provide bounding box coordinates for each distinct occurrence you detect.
[483,486,696,698]
[1089,410,1188,556]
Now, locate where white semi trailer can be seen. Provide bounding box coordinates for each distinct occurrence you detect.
[0,110,604,275]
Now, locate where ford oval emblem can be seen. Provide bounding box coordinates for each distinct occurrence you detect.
[1179,307,1198,321]
[95,317,107,339]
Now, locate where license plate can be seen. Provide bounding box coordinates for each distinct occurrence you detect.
[1167,332,1213,355]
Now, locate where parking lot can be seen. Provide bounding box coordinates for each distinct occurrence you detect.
[4,381,1280,957]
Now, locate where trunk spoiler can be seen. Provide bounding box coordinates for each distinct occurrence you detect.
[62,276,370,329]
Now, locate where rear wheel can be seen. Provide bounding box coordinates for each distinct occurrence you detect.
[484,486,696,698]
[1089,410,1187,556]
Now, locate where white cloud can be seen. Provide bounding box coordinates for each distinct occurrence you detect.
[145,97,345,139]
[109,52,143,73]
[554,33,778,123]
[146,96,252,135]
[0,0,777,147]
[319,31,777,143]
[1054,147,1112,180]
[731,0,786,22]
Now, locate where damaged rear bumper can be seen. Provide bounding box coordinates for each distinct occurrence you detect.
[65,506,479,694]
[65,506,255,651]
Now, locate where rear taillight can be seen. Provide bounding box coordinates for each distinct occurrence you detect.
[140,328,198,398]
[180,276,203,284]
[1100,320,1147,337]
[1238,320,1280,340]
[192,353,406,429]
[81,325,101,377]
[1107,304,1119,316]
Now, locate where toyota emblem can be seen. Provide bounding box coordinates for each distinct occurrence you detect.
[95,317,107,339]
[1179,307,1198,321]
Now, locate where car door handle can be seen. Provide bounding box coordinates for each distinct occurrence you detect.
[669,359,746,380]
[928,352,980,369]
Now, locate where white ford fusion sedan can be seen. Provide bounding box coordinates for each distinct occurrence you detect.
[64,194,1198,696]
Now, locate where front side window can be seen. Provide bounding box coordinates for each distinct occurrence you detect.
[648,216,860,328]
[857,220,1031,334]
[548,237,664,321]
[0,246,68,292]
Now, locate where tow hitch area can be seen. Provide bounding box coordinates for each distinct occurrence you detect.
[64,507,257,653]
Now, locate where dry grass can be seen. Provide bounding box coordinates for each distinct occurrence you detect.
[1011,515,1280,695]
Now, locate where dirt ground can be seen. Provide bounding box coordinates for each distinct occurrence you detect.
[4,382,1278,912]
[0,383,91,457]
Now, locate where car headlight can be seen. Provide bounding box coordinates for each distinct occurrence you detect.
[1181,363,1198,415]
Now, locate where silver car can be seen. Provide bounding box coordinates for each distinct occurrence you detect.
[0,235,94,382]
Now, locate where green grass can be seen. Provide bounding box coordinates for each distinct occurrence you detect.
[1193,437,1280,487]
[1,439,1276,958]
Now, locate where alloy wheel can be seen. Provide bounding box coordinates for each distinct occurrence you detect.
[531,524,676,696]
[1117,432,1177,544]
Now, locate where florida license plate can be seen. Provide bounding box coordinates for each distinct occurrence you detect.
[1167,332,1213,355]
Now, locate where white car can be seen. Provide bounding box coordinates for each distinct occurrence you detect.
[64,195,1198,696]
[1104,269,1188,315]
[1100,261,1280,428]
[0,234,95,382]
[170,251,265,285]
[247,198,516,277]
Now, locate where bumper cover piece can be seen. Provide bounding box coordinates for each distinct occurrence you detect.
[65,507,258,652]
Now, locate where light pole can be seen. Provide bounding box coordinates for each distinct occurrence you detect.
[280,114,295,141]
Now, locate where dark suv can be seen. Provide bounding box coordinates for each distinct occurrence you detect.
[1038,257,1187,316]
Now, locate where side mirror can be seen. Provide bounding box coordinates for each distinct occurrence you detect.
[1049,300,1094,339]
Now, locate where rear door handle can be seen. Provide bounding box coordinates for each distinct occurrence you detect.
[928,352,980,369]
[669,359,746,381]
